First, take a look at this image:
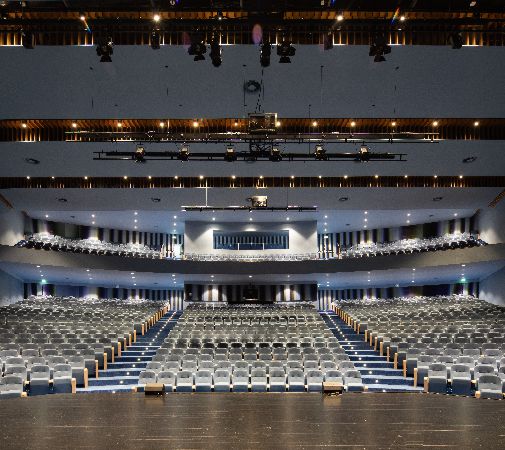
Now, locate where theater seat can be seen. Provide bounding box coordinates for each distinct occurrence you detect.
[450,364,472,396]
[0,375,25,398]
[306,370,324,392]
[268,368,286,392]
[195,370,212,392]
[176,371,194,392]
[476,375,504,400]
[157,371,176,392]
[213,369,231,392]
[28,365,51,396]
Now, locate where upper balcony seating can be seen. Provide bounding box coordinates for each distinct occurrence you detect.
[338,233,486,259]
[334,295,505,399]
[15,233,163,259]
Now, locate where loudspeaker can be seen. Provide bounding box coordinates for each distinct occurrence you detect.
[144,383,165,395]
[322,382,344,395]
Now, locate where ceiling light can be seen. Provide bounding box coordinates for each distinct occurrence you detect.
[174,216,177,219]
[312,120,318,127]
[45,214,49,218]
[80,15,86,21]
[406,220,410,224]
[286,217,290,221]
[374,174,379,179]
[336,14,344,22]
[461,264,466,267]
[459,175,463,179]
[72,122,77,128]
[22,122,27,128]
[249,217,253,221]
[277,41,296,63]
[343,175,348,179]
[407,213,411,217]
[134,226,137,229]
[400,15,406,22]
[199,175,204,180]
[96,36,113,62]
[350,121,356,127]
[188,41,207,61]
[248,275,253,278]
[275,121,281,127]
[231,175,236,180]
[123,176,128,180]
[324,215,327,219]
[153,14,160,22]
[432,121,439,127]
[473,121,479,127]
[210,39,222,67]
[84,176,88,180]
[260,41,271,67]
[224,146,237,162]
[159,121,165,128]
[193,121,199,128]
[212,217,215,221]
[134,219,138,223]
[391,121,397,127]
[91,221,95,225]
[454,213,458,216]
[369,34,391,62]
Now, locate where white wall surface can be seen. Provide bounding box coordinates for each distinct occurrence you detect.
[0,268,23,306]
[0,210,25,246]
[479,266,505,307]
[184,221,317,255]
[476,201,505,245]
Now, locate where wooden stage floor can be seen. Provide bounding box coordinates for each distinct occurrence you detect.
[1,392,504,449]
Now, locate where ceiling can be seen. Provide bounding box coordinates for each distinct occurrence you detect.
[1,259,502,290]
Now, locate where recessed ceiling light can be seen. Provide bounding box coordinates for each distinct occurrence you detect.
[212,217,215,221]
[249,275,252,278]
[91,221,95,225]
[459,175,463,179]
[134,226,137,229]
[324,215,328,219]
[249,217,253,221]
[454,213,458,217]
[407,213,411,217]
[84,176,88,180]
[286,217,290,221]
[134,211,138,215]
[343,175,348,179]
[406,220,410,224]
[134,219,138,223]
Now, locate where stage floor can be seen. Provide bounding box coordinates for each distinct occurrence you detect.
[1,392,504,449]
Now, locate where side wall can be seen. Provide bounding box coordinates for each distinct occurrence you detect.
[0,209,25,246]
[479,266,505,307]
[475,201,505,245]
[0,268,24,306]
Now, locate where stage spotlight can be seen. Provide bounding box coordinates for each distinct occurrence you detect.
[277,41,296,63]
[22,30,35,49]
[269,146,282,162]
[96,37,113,62]
[188,41,206,61]
[314,144,328,161]
[224,146,237,162]
[323,33,333,51]
[151,30,161,50]
[357,145,370,162]
[369,34,391,62]
[134,145,146,163]
[449,32,463,49]
[178,146,190,161]
[210,40,222,67]
[260,42,271,67]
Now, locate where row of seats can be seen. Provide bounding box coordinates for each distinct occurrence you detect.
[139,304,365,392]
[16,233,163,259]
[335,295,505,399]
[139,368,363,392]
[184,253,318,261]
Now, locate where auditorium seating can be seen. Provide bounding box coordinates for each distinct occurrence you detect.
[0,296,167,397]
[338,233,485,259]
[184,253,318,262]
[138,304,365,392]
[16,233,163,259]
[334,295,505,398]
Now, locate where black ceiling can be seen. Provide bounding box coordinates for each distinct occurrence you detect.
[2,1,504,13]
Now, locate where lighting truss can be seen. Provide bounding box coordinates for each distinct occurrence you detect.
[93,147,407,162]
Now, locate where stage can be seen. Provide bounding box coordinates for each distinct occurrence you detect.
[1,393,504,449]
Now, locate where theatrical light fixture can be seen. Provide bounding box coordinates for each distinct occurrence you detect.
[96,36,113,62]
[224,146,237,162]
[210,39,222,67]
[449,32,463,49]
[260,42,271,67]
[277,41,296,63]
[369,34,391,62]
[314,144,328,161]
[22,30,35,49]
[269,146,282,162]
[323,33,333,51]
[357,145,370,162]
[134,145,146,163]
[150,30,161,50]
[188,41,206,61]
[178,145,189,161]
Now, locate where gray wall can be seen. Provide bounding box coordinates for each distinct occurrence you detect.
[1,46,504,118]
[0,210,25,246]
[476,200,505,245]
[184,221,317,255]
[0,268,23,306]
[479,266,505,307]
